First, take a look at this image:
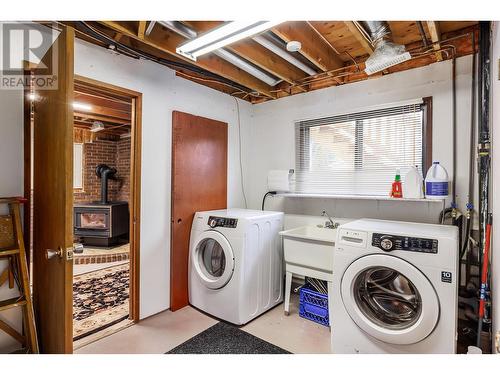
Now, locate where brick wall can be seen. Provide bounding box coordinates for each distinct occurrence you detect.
[74,137,131,203]
[116,137,131,202]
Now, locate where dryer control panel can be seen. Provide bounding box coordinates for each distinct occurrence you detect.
[372,233,438,254]
[208,216,238,229]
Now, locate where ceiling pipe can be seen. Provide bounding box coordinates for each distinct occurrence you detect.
[416,21,429,48]
[145,21,156,36]
[252,35,318,76]
[160,21,281,86]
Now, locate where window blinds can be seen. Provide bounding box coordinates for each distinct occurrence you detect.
[295,103,424,196]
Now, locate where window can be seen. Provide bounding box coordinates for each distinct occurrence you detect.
[295,100,431,196]
[73,143,84,189]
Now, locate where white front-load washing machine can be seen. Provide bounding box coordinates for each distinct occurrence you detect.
[331,219,459,354]
[189,209,284,325]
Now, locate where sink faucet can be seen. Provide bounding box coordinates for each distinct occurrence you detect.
[321,210,339,229]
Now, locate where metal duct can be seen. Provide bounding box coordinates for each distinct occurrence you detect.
[359,21,411,75]
[161,21,281,86]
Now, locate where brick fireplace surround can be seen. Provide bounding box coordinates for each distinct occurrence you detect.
[74,137,131,204]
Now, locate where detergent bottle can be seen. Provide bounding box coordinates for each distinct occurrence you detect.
[425,162,449,199]
[390,169,403,198]
[404,165,424,199]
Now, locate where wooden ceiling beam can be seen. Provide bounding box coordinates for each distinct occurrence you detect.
[185,21,306,91]
[344,21,374,54]
[137,21,147,40]
[98,21,275,99]
[426,21,443,61]
[226,41,309,91]
[272,21,344,72]
[184,21,301,93]
[74,112,130,125]
[76,103,131,121]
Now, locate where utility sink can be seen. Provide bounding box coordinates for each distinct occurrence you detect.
[279,225,337,274]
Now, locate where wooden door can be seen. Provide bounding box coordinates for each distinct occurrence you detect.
[32,26,75,353]
[171,111,228,311]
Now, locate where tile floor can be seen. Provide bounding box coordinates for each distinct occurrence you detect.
[75,293,331,354]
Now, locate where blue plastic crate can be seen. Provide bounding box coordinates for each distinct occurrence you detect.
[299,284,329,327]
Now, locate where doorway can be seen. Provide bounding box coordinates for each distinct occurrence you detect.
[71,77,141,346]
[26,72,142,351]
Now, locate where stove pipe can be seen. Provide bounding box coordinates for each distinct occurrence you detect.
[95,164,117,204]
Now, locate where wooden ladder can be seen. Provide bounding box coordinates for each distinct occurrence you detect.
[0,197,39,353]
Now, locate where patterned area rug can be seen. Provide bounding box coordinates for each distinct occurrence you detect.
[73,263,130,341]
[167,322,291,354]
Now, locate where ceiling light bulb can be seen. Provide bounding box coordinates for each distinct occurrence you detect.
[73,102,92,111]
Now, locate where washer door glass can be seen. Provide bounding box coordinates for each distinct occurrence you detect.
[200,238,226,277]
[341,254,439,345]
[192,231,235,290]
[353,266,421,330]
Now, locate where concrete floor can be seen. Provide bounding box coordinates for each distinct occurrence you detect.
[75,293,331,354]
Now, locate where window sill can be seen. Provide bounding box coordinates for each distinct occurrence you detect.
[273,193,445,204]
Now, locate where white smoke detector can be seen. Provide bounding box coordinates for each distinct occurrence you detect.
[286,41,301,52]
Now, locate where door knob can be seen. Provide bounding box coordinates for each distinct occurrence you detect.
[46,244,81,260]
[46,247,63,260]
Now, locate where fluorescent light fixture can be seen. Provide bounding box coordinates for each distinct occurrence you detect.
[73,102,92,111]
[176,21,282,61]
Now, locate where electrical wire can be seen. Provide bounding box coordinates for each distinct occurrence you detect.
[73,22,256,96]
[261,191,276,211]
[234,97,248,209]
[67,21,474,103]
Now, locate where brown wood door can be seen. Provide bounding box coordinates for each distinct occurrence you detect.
[171,111,228,311]
[32,26,75,353]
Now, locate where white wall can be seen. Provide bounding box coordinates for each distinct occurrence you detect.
[0,87,24,353]
[491,21,499,353]
[74,40,252,318]
[1,30,252,351]
[247,56,477,225]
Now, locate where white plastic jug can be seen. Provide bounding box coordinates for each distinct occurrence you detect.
[404,166,424,199]
[425,162,449,199]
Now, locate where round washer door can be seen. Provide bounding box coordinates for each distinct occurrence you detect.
[192,230,235,290]
[341,254,439,345]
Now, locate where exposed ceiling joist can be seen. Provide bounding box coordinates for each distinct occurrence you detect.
[113,32,123,42]
[272,21,344,72]
[67,21,478,103]
[344,21,374,54]
[427,21,443,61]
[184,21,306,91]
[99,21,275,98]
[74,111,130,125]
[228,41,308,90]
[137,21,147,39]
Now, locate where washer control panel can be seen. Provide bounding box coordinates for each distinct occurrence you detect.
[208,216,238,229]
[372,233,438,254]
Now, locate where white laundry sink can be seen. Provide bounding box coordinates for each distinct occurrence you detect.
[279,225,336,273]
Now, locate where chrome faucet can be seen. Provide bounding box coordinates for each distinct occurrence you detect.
[321,210,339,229]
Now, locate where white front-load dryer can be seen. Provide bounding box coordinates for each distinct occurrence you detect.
[189,209,284,325]
[331,219,459,354]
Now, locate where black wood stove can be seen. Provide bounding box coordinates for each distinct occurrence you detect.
[74,164,129,247]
